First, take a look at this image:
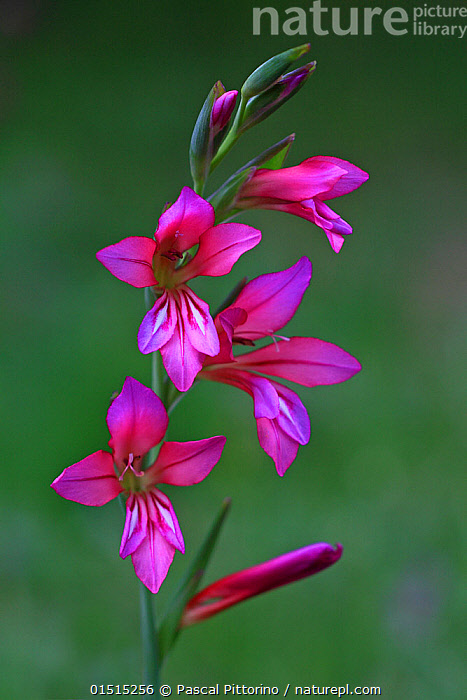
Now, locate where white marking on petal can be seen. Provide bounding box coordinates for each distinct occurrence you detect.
[185,292,207,334]
[159,502,176,533]
[278,397,295,425]
[151,294,170,335]
[127,497,140,538]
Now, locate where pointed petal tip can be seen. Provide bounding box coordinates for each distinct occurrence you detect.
[296,255,313,276]
[95,237,158,287]
[327,231,345,253]
[50,451,121,506]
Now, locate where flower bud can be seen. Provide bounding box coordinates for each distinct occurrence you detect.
[189,82,218,185]
[190,82,238,188]
[241,43,311,100]
[181,542,343,626]
[240,62,315,133]
[211,89,238,134]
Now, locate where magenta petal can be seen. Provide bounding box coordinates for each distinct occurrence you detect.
[312,201,351,252]
[159,288,219,391]
[120,493,148,558]
[202,368,279,419]
[248,375,280,419]
[207,307,248,365]
[96,237,157,287]
[138,291,178,355]
[234,337,361,387]
[243,159,345,201]
[107,377,168,469]
[236,199,350,252]
[148,489,185,553]
[302,198,353,248]
[176,223,261,283]
[256,382,310,476]
[199,368,308,475]
[146,436,226,486]
[178,287,219,356]
[160,328,205,392]
[314,199,352,235]
[131,521,176,594]
[211,90,238,132]
[274,382,310,444]
[51,450,121,506]
[311,156,369,200]
[325,231,345,253]
[257,418,300,477]
[155,186,215,254]
[226,257,312,340]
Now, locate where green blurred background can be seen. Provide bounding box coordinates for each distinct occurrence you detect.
[1,1,465,698]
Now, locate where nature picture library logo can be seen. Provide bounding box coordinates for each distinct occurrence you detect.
[252,1,467,38]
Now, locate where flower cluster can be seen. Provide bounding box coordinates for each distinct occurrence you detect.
[52,45,367,633]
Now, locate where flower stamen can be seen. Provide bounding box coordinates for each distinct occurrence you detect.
[119,453,144,481]
[270,333,290,351]
[161,249,183,261]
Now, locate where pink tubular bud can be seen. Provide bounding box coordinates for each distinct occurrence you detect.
[211,90,238,134]
[181,542,343,626]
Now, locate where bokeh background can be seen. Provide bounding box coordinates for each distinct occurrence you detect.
[1,1,465,698]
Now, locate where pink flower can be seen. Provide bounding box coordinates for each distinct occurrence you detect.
[96,187,261,391]
[199,258,361,475]
[181,542,343,626]
[235,156,368,252]
[51,377,226,593]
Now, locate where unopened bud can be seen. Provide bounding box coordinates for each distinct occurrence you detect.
[181,542,343,626]
[240,62,315,132]
[241,43,311,100]
[190,82,238,187]
[211,90,238,134]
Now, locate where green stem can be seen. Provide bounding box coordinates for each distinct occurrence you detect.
[144,287,164,464]
[139,581,161,692]
[151,348,163,397]
[166,383,184,415]
[193,178,205,197]
[139,289,163,691]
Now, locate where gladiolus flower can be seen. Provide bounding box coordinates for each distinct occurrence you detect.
[235,156,368,252]
[181,542,343,626]
[51,377,226,593]
[96,187,261,391]
[199,257,361,475]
